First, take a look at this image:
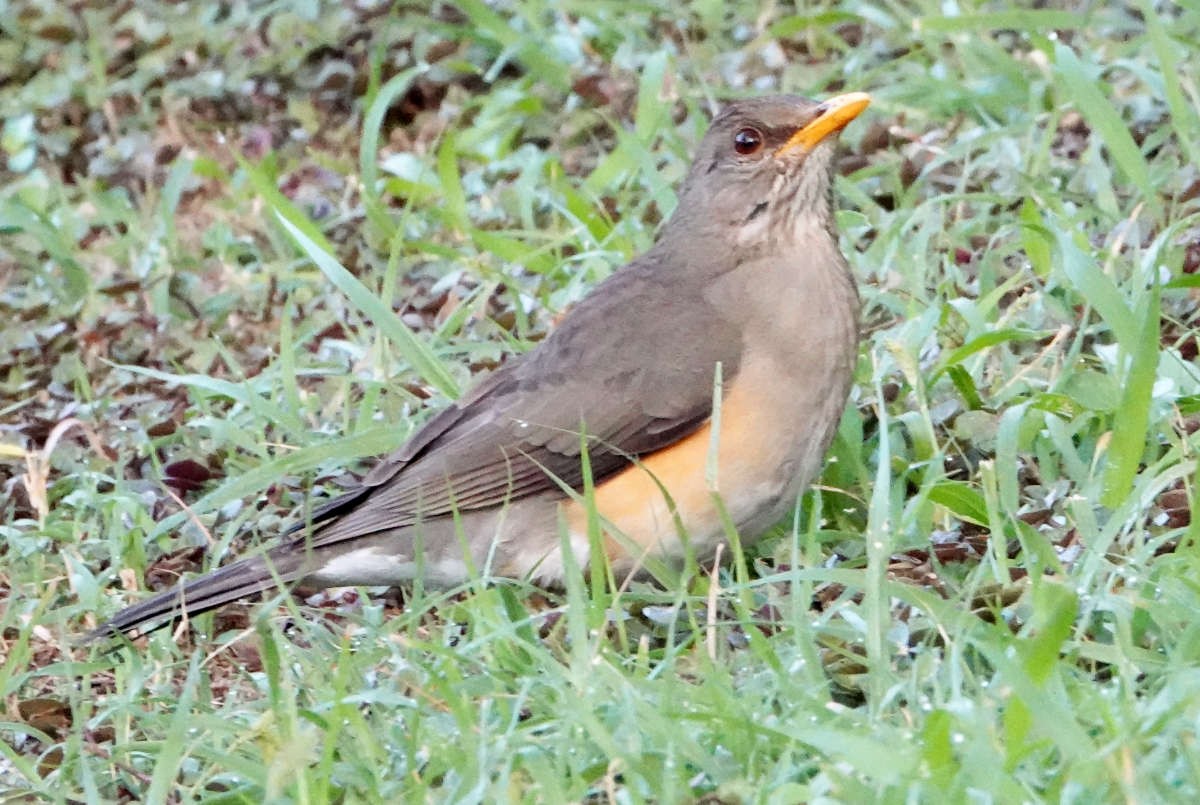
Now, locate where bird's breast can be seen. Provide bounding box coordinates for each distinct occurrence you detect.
[565,229,858,571]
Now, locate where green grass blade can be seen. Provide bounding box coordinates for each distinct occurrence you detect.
[276,214,461,399]
[1101,278,1161,506]
[148,425,408,539]
[1053,42,1152,199]
[914,9,1085,33]
[359,65,427,197]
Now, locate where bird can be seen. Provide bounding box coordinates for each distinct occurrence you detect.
[90,92,870,641]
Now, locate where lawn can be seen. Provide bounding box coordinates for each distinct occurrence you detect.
[2,0,1199,801]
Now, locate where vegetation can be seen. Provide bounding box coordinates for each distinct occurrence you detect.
[2,0,1198,800]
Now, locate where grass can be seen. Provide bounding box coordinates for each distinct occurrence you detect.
[2,0,1199,801]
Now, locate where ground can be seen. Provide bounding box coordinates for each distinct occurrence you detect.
[2,1,1199,801]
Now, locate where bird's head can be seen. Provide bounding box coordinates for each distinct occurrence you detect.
[667,92,870,254]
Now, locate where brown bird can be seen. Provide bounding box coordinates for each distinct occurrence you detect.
[91,92,870,640]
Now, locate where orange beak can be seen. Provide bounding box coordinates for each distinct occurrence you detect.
[776,92,871,156]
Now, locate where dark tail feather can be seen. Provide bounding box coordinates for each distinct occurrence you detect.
[85,550,306,643]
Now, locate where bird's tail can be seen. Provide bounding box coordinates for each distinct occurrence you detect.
[85,549,307,643]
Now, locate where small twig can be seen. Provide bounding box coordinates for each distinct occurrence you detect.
[82,740,154,786]
[159,484,216,548]
[996,323,1071,397]
[22,418,109,523]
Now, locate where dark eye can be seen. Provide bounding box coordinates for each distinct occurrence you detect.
[733,127,764,155]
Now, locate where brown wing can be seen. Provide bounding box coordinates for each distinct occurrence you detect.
[290,250,744,548]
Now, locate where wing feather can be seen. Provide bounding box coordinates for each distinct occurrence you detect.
[290,250,745,549]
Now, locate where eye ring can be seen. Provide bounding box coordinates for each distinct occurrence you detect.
[733,126,764,155]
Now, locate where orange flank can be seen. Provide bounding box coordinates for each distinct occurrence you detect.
[562,368,786,569]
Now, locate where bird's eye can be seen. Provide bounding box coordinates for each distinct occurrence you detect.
[733,127,764,155]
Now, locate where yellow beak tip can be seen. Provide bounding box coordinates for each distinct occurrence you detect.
[778,91,872,156]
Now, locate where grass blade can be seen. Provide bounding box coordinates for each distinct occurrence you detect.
[1053,42,1152,199]
[276,214,461,399]
[1101,275,1161,506]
